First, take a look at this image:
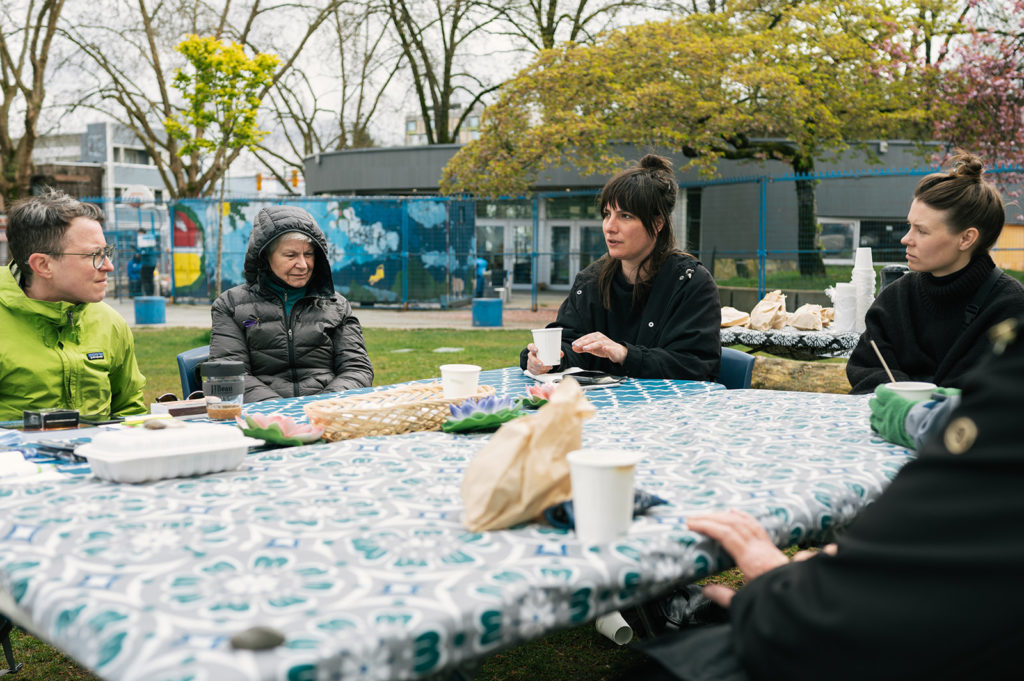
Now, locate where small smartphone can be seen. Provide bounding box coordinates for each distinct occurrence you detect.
[79,416,126,426]
[558,370,625,387]
[31,440,87,462]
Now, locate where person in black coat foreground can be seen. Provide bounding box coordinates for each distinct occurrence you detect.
[521,154,721,380]
[638,312,1024,681]
[847,150,1024,394]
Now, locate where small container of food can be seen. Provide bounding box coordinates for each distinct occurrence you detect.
[76,422,259,483]
[202,360,245,420]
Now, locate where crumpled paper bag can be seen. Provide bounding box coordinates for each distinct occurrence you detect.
[461,377,596,532]
[788,303,825,330]
[748,290,788,330]
[720,306,750,328]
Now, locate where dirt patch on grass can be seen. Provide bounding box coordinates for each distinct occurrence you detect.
[752,356,850,394]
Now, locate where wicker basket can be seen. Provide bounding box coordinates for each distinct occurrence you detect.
[304,382,497,441]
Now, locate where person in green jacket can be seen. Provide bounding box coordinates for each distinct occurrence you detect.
[0,189,147,421]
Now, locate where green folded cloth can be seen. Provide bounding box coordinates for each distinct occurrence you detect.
[868,385,919,449]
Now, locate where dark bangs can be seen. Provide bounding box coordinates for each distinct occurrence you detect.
[598,173,665,239]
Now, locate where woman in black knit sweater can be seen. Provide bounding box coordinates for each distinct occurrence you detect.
[520,155,721,380]
[846,151,1024,394]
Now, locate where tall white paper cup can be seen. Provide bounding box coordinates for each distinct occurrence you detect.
[532,327,563,366]
[440,364,481,399]
[567,449,644,544]
[854,246,874,271]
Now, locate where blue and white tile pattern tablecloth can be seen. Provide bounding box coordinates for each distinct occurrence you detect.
[0,368,912,681]
[721,326,861,358]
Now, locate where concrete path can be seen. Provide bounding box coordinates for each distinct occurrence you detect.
[106,291,564,330]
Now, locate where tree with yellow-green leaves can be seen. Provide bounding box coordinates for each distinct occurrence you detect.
[164,35,279,198]
[441,0,943,275]
[165,34,278,297]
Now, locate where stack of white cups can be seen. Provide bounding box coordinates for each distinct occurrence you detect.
[828,282,857,333]
[850,247,876,333]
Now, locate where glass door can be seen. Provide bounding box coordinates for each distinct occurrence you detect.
[550,225,571,285]
[579,225,606,271]
[475,223,505,271]
[512,223,533,284]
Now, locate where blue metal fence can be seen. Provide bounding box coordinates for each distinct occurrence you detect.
[84,163,1024,306]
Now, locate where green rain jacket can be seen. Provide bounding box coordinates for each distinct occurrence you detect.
[0,266,147,421]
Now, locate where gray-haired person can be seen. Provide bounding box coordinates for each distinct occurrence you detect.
[210,205,373,402]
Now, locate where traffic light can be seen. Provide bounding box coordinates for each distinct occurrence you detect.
[291,169,299,188]
[256,173,262,191]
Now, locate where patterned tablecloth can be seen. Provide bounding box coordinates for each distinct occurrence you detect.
[0,368,911,681]
[721,326,862,359]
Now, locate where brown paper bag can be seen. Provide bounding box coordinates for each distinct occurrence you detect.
[748,290,788,330]
[461,377,596,532]
[789,303,824,331]
[720,306,750,328]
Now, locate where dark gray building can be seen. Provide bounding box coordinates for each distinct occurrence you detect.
[304,140,942,291]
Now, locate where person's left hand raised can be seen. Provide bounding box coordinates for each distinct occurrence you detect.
[571,332,627,365]
[685,509,790,608]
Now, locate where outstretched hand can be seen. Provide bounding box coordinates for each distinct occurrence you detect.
[686,509,790,608]
[571,332,627,365]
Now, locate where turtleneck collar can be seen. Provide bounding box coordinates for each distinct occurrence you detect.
[916,253,996,320]
[920,252,995,305]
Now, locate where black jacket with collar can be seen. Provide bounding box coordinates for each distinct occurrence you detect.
[521,252,721,380]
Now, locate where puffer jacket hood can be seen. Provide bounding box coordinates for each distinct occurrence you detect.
[244,205,334,297]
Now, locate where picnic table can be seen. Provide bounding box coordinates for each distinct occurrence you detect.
[721,326,862,359]
[0,368,910,681]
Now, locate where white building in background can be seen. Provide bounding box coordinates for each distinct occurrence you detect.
[404,102,483,146]
[31,133,82,164]
[78,122,166,206]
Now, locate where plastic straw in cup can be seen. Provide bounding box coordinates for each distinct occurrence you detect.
[869,340,896,384]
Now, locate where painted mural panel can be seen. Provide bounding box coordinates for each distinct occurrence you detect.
[168,198,475,306]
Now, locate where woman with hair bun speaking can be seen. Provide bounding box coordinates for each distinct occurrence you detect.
[521,154,721,381]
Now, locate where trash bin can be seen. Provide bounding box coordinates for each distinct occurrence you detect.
[472,298,502,327]
[134,295,166,325]
[879,264,910,291]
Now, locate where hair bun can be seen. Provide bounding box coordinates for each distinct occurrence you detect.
[639,154,672,173]
[949,150,984,181]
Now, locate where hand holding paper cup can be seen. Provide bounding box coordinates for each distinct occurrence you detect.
[567,448,644,544]
[532,327,563,366]
[440,364,481,399]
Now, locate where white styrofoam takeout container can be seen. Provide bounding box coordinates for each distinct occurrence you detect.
[76,423,259,483]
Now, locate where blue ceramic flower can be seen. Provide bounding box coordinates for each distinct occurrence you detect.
[449,394,518,419]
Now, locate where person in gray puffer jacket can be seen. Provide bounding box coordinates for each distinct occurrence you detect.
[210,205,373,402]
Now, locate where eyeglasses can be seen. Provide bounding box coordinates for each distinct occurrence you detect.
[47,245,116,270]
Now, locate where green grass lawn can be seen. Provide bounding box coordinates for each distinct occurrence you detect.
[6,326,772,681]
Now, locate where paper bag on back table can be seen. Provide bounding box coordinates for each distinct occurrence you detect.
[462,377,596,532]
[748,290,788,330]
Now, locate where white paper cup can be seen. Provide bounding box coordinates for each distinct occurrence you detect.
[595,611,633,645]
[854,246,874,270]
[567,449,644,544]
[440,364,481,399]
[532,327,563,366]
[884,381,937,402]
